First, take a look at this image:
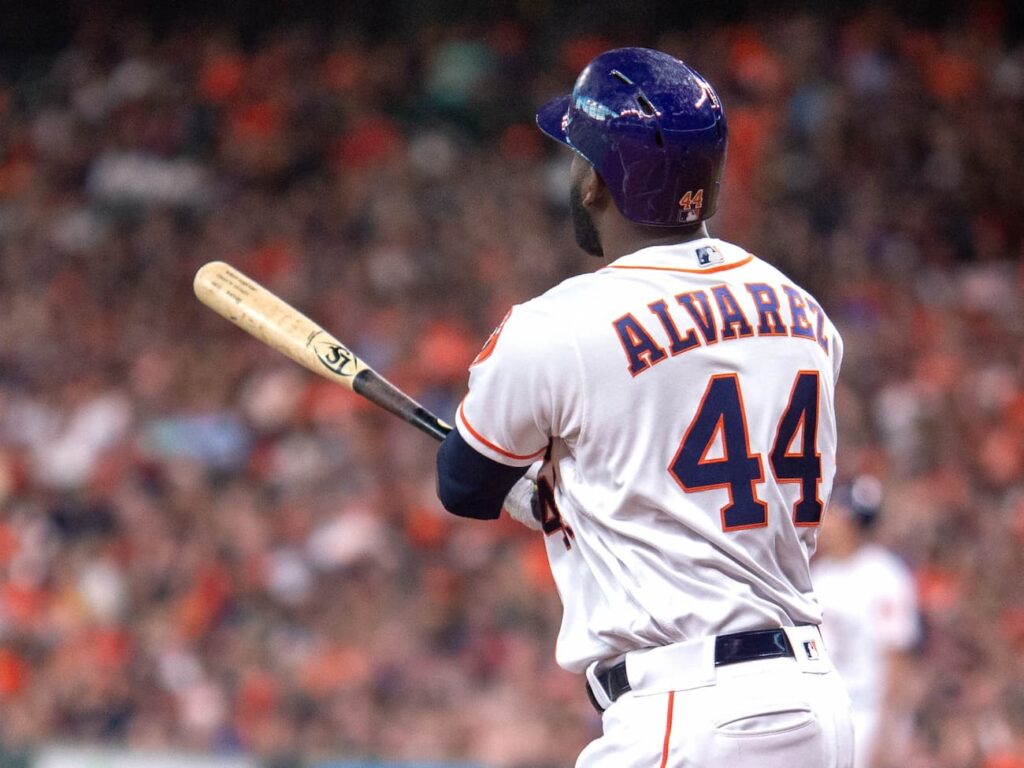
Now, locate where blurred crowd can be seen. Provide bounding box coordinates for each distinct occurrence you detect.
[0,4,1022,767]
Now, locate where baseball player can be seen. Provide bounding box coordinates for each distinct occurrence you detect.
[812,477,920,768]
[437,48,854,767]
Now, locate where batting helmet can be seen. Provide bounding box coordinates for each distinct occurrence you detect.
[829,475,884,530]
[536,47,727,227]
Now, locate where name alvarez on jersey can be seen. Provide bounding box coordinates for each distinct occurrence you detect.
[612,280,832,377]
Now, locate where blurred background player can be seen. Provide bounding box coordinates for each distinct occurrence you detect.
[813,476,920,768]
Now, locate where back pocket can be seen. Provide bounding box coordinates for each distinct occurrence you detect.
[705,702,827,767]
[715,702,814,736]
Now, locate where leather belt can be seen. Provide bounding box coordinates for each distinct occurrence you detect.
[586,628,796,712]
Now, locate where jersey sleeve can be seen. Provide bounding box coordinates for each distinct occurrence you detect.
[457,302,583,467]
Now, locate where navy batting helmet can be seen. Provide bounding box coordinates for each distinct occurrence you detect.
[830,475,884,530]
[536,47,727,227]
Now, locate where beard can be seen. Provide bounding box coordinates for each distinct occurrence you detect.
[570,178,604,258]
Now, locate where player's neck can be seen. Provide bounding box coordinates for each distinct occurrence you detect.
[600,222,711,263]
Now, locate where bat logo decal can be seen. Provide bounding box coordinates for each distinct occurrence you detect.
[314,340,357,377]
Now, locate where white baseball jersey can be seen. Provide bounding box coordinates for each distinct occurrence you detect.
[812,545,918,768]
[457,237,843,674]
[812,544,919,710]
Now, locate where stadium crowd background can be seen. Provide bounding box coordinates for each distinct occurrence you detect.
[0,1,1023,766]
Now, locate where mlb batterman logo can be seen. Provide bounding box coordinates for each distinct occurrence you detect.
[696,245,724,266]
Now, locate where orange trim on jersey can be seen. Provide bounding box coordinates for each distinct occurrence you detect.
[457,403,547,461]
[609,254,754,275]
[659,691,676,768]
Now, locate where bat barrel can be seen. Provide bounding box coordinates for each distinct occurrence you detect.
[194,260,453,443]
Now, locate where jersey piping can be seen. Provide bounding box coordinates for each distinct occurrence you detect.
[457,402,548,461]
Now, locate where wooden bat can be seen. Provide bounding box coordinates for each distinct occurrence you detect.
[193,261,452,442]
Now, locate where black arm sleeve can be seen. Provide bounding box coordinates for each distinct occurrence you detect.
[436,428,529,520]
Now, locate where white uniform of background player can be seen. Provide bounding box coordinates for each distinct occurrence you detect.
[812,477,919,768]
[436,47,854,767]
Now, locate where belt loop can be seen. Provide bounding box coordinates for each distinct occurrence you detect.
[585,660,613,711]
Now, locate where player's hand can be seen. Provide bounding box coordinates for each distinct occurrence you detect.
[502,462,543,531]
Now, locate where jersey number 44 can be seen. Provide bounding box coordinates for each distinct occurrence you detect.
[670,371,823,532]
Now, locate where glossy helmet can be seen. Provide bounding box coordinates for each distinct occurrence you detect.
[536,47,727,227]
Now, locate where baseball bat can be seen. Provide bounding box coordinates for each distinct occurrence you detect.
[193,261,452,442]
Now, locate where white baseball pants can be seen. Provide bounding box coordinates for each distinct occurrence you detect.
[578,626,855,768]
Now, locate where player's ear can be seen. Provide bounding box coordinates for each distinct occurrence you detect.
[580,165,610,211]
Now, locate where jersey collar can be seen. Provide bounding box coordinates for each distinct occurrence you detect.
[603,238,754,274]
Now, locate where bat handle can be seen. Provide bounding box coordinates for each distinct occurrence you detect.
[352,369,453,443]
[409,407,453,442]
